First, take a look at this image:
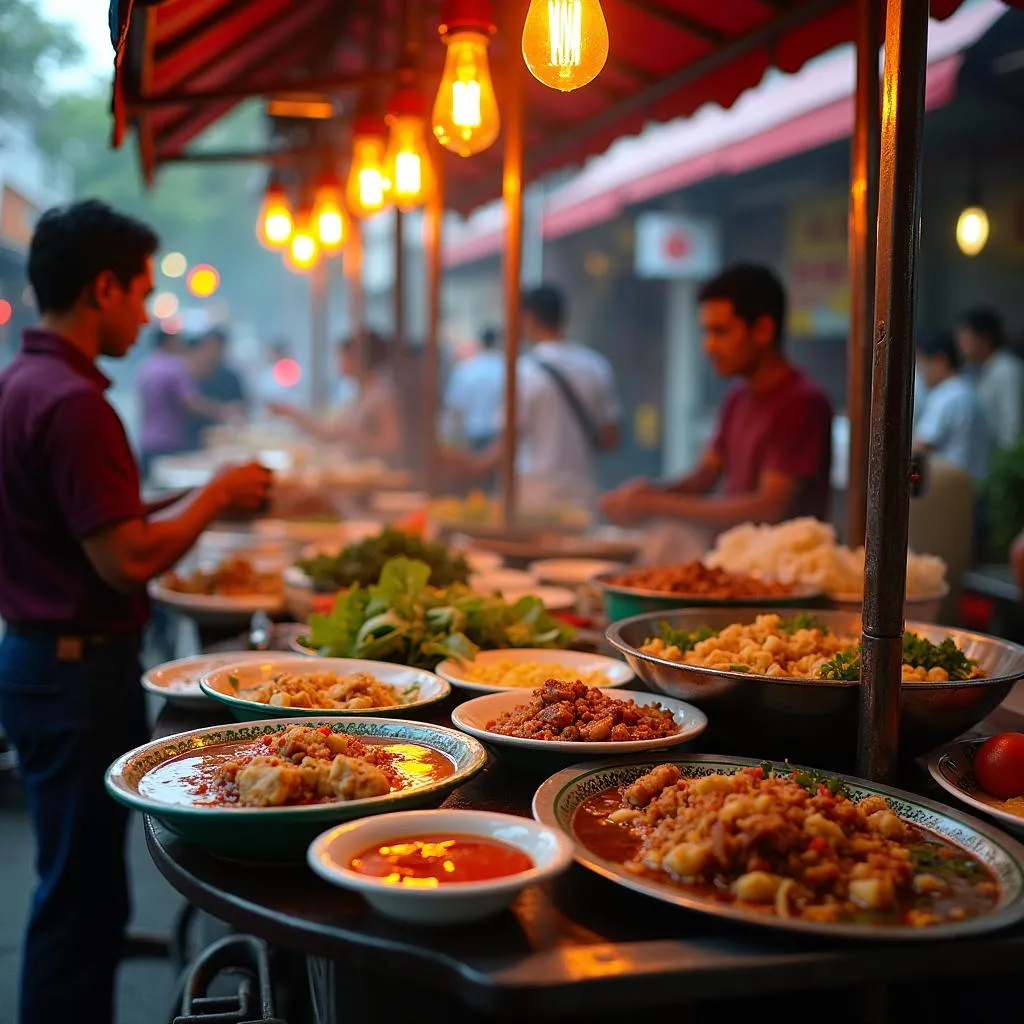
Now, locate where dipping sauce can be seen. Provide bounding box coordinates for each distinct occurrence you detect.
[348,833,533,887]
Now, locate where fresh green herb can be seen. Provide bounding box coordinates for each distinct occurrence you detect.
[910,845,985,881]
[901,633,977,680]
[651,622,719,653]
[306,557,574,670]
[788,767,847,797]
[819,647,862,680]
[727,664,751,673]
[758,760,774,777]
[227,674,240,690]
[295,527,470,592]
[777,613,828,634]
[402,682,422,703]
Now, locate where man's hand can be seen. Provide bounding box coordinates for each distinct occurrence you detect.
[599,479,656,525]
[1011,530,1024,595]
[208,462,273,512]
[266,401,293,418]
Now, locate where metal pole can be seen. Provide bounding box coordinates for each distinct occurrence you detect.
[500,3,526,530]
[309,260,330,411]
[845,0,881,544]
[424,155,445,494]
[393,208,406,378]
[857,0,929,783]
[346,218,366,378]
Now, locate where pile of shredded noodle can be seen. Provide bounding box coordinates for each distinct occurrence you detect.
[704,519,946,598]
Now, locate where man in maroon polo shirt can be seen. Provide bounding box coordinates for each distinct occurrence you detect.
[0,200,272,1024]
[600,264,832,530]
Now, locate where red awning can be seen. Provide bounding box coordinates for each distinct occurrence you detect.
[443,0,1003,265]
[112,0,1020,206]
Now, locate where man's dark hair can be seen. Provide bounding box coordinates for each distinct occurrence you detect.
[957,307,1004,349]
[698,264,787,348]
[480,326,501,350]
[338,329,392,371]
[917,329,960,371]
[521,284,565,331]
[28,199,159,314]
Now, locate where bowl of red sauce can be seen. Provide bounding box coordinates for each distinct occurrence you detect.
[307,809,574,924]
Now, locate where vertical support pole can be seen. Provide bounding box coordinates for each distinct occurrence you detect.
[846,0,881,545]
[346,218,366,377]
[309,260,329,411]
[500,3,526,530]
[858,0,929,783]
[393,208,406,378]
[424,155,445,493]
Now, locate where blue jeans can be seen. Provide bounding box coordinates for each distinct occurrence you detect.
[0,633,148,1024]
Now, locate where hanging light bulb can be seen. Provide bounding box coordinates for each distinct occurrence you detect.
[956,205,990,257]
[432,1,500,157]
[385,83,437,211]
[312,171,347,255]
[285,205,320,273]
[257,178,294,249]
[522,0,608,92]
[346,115,390,219]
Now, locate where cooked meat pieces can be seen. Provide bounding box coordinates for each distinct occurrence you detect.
[486,679,678,742]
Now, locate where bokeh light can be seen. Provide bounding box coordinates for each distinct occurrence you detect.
[152,292,180,319]
[161,252,187,278]
[187,264,220,298]
[0,299,12,326]
[272,357,302,388]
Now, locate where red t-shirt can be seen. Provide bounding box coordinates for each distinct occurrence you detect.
[710,367,833,522]
[0,330,148,630]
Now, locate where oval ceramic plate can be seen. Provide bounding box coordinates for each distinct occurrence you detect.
[451,688,706,758]
[532,755,1024,940]
[200,656,451,721]
[148,576,285,622]
[528,559,624,587]
[105,717,487,860]
[142,651,275,710]
[492,586,577,612]
[436,648,634,695]
[929,740,1024,835]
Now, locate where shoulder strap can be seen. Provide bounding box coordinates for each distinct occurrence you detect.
[531,356,601,452]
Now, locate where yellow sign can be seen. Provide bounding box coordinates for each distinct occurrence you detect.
[786,195,849,339]
[634,404,660,450]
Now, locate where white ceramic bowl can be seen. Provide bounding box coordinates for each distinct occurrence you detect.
[929,739,1024,835]
[451,687,707,758]
[141,651,275,710]
[471,568,537,592]
[497,586,577,612]
[435,648,634,695]
[200,657,451,721]
[307,809,574,924]
[459,549,504,575]
[825,584,950,624]
[528,559,624,588]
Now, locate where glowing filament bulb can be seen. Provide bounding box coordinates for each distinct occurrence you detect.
[522,0,608,92]
[385,85,437,211]
[432,22,499,157]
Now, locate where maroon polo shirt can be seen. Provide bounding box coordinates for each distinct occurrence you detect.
[711,366,834,522]
[0,329,148,630]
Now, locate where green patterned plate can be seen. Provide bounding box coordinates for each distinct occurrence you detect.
[532,754,1024,940]
[106,717,486,860]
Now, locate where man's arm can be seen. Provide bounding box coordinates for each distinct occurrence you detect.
[143,489,191,516]
[662,450,723,495]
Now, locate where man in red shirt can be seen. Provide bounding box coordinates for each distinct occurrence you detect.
[601,264,833,529]
[0,200,272,1024]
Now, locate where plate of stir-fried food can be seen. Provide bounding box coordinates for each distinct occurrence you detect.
[533,755,1024,939]
[150,556,285,620]
[200,657,451,721]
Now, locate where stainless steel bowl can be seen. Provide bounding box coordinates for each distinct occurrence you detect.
[606,608,1024,762]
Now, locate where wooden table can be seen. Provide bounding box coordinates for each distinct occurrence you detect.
[147,694,1024,1023]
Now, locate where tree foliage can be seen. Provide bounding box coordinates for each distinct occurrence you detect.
[0,0,82,115]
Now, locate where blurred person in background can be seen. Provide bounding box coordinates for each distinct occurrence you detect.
[268,329,402,463]
[955,307,1024,451]
[135,328,242,480]
[185,326,248,448]
[447,285,621,511]
[601,264,832,531]
[442,325,504,451]
[0,199,272,1024]
[915,328,993,483]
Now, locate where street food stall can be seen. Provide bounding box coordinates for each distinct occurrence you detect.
[107,1,1024,1020]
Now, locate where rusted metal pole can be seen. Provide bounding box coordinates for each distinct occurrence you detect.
[309,260,330,411]
[424,155,446,494]
[500,3,525,530]
[857,0,929,784]
[845,0,881,545]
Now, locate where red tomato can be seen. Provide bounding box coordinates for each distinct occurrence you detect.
[973,733,1024,800]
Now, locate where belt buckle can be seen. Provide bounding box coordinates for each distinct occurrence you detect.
[56,636,84,662]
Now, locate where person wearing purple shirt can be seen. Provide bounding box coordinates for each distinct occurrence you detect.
[0,200,272,1024]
